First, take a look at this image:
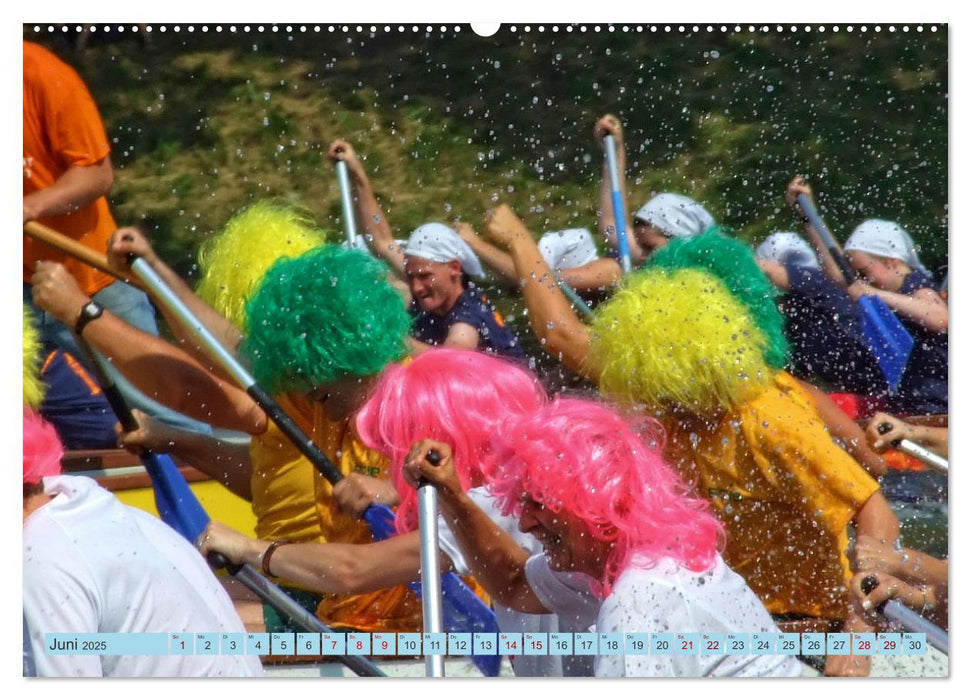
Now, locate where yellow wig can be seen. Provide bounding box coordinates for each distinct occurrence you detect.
[195,202,327,329]
[23,305,44,409]
[590,267,772,415]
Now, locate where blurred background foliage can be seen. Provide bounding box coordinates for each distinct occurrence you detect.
[27,24,947,281]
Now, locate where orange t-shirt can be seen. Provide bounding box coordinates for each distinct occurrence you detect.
[23,41,116,296]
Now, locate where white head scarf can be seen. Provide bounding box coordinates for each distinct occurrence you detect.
[844,219,929,276]
[404,223,485,278]
[633,193,716,239]
[538,228,599,271]
[756,232,820,269]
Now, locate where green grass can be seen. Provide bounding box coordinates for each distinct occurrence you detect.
[27,26,947,282]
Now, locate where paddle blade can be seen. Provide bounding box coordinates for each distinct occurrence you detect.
[141,451,211,542]
[858,297,914,393]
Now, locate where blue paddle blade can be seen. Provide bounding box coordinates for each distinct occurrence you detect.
[141,450,211,541]
[364,503,501,676]
[858,297,914,393]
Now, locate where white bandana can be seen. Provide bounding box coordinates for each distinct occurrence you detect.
[756,232,820,269]
[844,219,929,276]
[538,228,599,271]
[404,223,485,278]
[633,193,716,239]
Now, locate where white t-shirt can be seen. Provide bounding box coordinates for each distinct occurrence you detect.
[525,552,801,677]
[23,475,263,677]
[596,556,802,677]
[438,487,594,676]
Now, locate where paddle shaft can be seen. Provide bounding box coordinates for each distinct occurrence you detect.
[418,450,445,678]
[555,273,594,319]
[603,135,632,274]
[79,342,383,675]
[878,423,948,472]
[861,575,948,654]
[335,160,358,246]
[130,257,346,483]
[795,194,856,285]
[24,221,144,289]
[210,555,385,676]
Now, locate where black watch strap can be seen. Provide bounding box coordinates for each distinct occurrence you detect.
[74,300,104,335]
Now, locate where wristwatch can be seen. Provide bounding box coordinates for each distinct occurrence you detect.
[74,300,104,335]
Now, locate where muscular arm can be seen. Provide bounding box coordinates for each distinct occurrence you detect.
[108,228,245,371]
[201,523,452,594]
[555,257,623,294]
[864,286,948,333]
[797,378,887,477]
[23,158,113,222]
[329,141,405,278]
[436,489,548,614]
[118,411,254,501]
[32,262,266,433]
[484,206,598,380]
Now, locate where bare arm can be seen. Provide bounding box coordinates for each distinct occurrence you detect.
[118,409,254,500]
[484,205,599,381]
[403,440,549,613]
[455,222,518,284]
[200,521,452,594]
[31,261,266,434]
[107,227,245,368]
[594,115,646,267]
[23,158,113,222]
[865,412,948,457]
[328,139,405,278]
[797,378,887,477]
[786,176,847,287]
[555,257,623,294]
[757,259,791,290]
[851,491,901,547]
[849,283,948,333]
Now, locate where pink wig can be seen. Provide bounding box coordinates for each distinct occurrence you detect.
[490,398,724,595]
[356,348,548,534]
[23,410,63,484]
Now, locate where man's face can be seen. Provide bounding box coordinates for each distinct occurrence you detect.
[518,494,609,580]
[404,256,462,314]
[633,220,669,253]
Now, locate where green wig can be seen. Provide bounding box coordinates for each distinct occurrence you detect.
[644,229,790,369]
[243,245,412,393]
[590,267,772,415]
[196,202,327,329]
[23,305,44,408]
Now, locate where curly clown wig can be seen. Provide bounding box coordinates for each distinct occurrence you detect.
[645,229,789,369]
[489,397,724,595]
[356,348,549,534]
[590,267,772,415]
[23,410,63,485]
[195,202,327,330]
[243,245,411,393]
[23,305,44,409]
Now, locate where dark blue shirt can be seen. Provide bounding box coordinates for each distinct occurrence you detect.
[410,284,524,359]
[40,348,119,449]
[781,262,888,395]
[891,271,948,415]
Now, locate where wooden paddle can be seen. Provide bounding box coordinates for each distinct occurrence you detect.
[24,221,146,290]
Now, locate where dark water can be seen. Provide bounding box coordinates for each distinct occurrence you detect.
[880,470,948,559]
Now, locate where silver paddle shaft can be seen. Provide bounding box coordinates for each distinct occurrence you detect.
[335,160,358,245]
[418,482,445,677]
[898,439,948,472]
